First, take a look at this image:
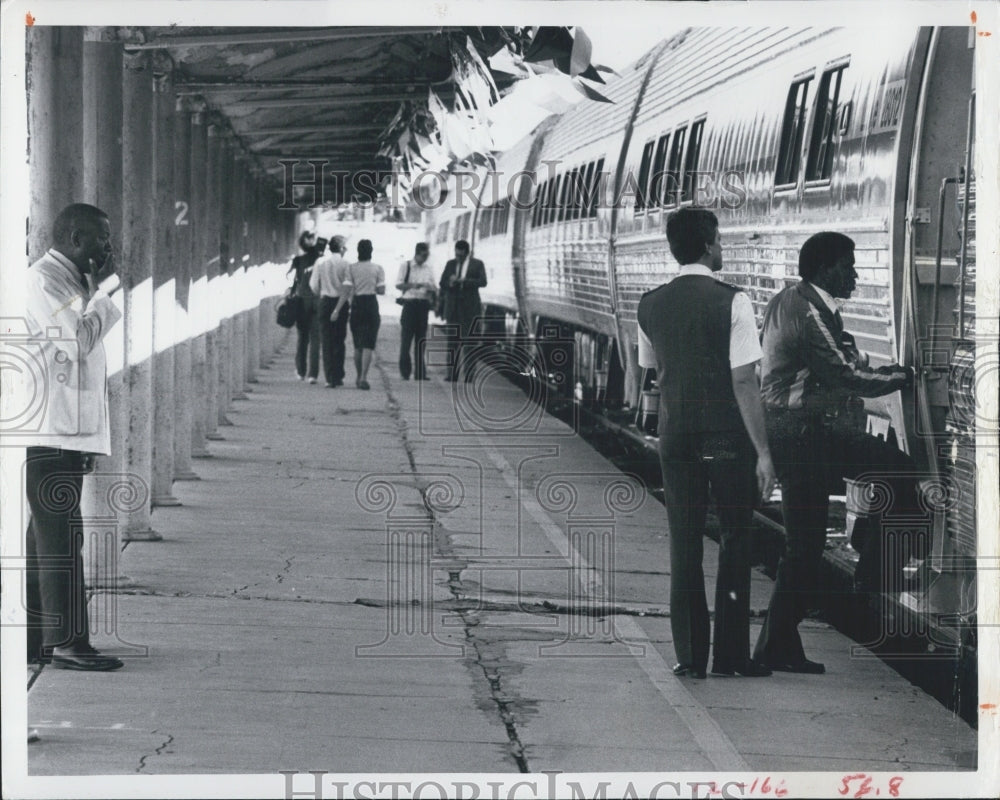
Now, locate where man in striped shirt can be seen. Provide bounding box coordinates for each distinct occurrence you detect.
[753,232,918,675]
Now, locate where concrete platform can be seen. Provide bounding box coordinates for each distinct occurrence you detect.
[24,319,977,781]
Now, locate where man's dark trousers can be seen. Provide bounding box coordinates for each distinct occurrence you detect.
[294,296,320,380]
[399,299,430,380]
[753,409,923,665]
[319,296,349,385]
[660,434,757,672]
[25,447,90,660]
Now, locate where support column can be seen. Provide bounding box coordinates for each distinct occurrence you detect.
[203,121,224,441]
[245,170,260,385]
[231,153,249,400]
[172,98,199,480]
[261,181,275,368]
[151,58,180,507]
[81,28,136,590]
[27,26,84,262]
[188,106,211,455]
[120,49,161,541]
[216,133,236,425]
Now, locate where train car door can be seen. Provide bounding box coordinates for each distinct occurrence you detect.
[900,27,977,577]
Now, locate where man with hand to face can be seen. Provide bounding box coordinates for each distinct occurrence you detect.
[21,203,124,672]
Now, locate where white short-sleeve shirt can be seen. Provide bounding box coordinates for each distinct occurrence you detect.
[637,264,761,370]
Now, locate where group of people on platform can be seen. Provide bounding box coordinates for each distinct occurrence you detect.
[21,201,919,692]
[286,232,384,390]
[287,234,488,390]
[638,207,920,680]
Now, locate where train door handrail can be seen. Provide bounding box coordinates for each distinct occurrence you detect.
[957,90,975,341]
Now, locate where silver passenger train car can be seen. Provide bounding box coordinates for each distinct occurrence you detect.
[425,27,979,652]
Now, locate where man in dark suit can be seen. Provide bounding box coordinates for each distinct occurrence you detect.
[753,231,917,674]
[438,239,487,382]
[637,208,776,680]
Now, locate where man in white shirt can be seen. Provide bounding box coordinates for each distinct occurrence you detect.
[20,203,125,671]
[637,207,775,680]
[395,242,436,380]
[310,235,350,387]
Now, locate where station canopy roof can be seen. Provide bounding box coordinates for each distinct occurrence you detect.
[123,26,614,205]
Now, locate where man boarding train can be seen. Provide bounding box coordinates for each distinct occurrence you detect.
[640,209,916,678]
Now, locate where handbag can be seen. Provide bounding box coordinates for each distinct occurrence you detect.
[396,261,411,306]
[275,291,299,328]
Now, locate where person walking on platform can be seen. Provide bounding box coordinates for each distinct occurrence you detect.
[438,239,487,382]
[22,203,125,672]
[311,234,350,388]
[637,208,776,680]
[287,230,322,384]
[333,239,385,390]
[396,242,436,381]
[753,232,917,675]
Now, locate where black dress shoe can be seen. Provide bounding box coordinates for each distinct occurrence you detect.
[51,645,123,672]
[711,660,773,677]
[672,663,706,679]
[766,658,825,674]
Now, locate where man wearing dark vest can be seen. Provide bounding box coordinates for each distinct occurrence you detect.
[752,232,916,674]
[638,208,776,679]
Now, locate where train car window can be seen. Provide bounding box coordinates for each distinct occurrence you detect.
[531,180,545,227]
[776,77,813,187]
[457,211,471,242]
[479,206,492,239]
[499,198,511,234]
[805,65,847,182]
[542,177,556,226]
[664,126,687,207]
[649,133,670,208]
[569,169,579,221]
[587,158,605,218]
[636,139,656,213]
[436,221,449,244]
[557,170,573,223]
[579,161,596,219]
[573,167,587,220]
[547,174,563,226]
[565,169,577,221]
[574,167,588,220]
[682,119,706,202]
